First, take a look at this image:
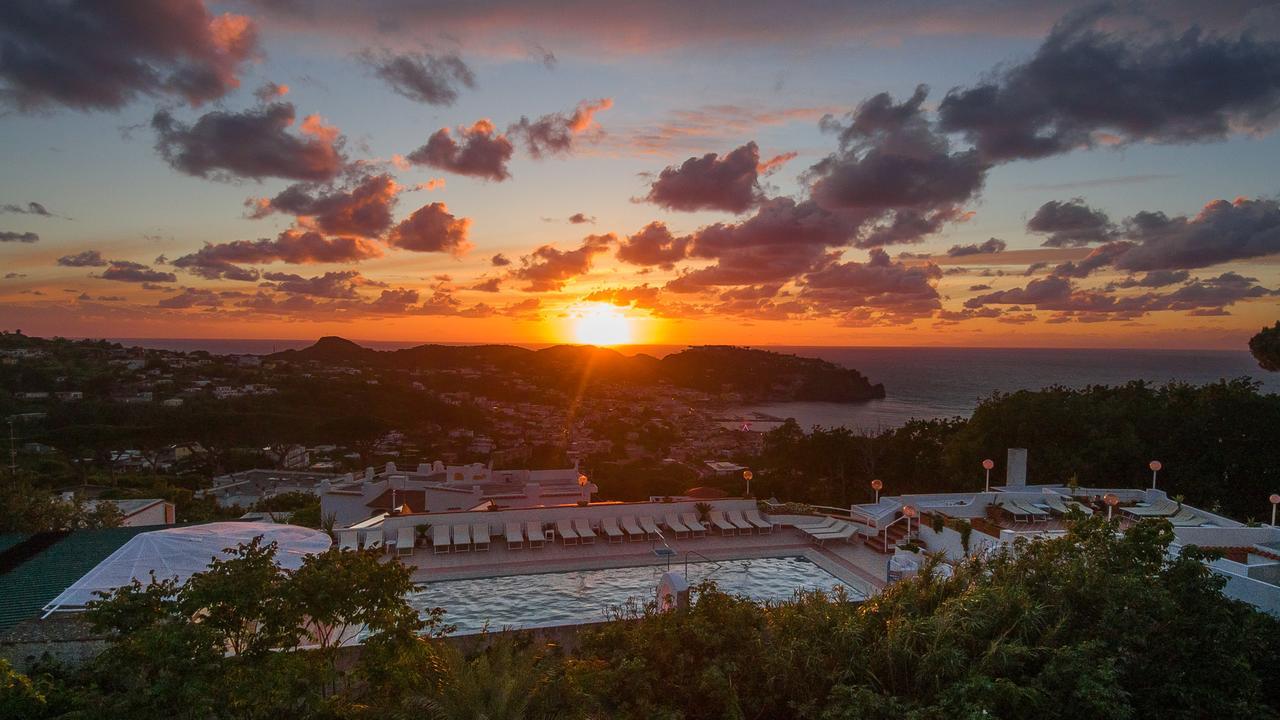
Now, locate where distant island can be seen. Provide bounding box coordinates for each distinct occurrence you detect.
[270,337,886,403]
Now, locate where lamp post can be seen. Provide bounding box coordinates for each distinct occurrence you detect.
[1270,494,1279,527]
[1149,460,1162,489]
[1103,493,1119,521]
[742,469,753,498]
[871,478,883,504]
[902,504,917,537]
[982,458,994,492]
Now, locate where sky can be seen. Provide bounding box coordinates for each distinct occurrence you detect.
[1,0,1278,349]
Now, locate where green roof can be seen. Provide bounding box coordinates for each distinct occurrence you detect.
[0,526,161,632]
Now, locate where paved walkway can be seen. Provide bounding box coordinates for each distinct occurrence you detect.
[403,527,888,596]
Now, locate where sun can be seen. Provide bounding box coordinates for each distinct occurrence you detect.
[572,303,633,346]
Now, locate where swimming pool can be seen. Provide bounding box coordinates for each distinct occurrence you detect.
[406,556,862,635]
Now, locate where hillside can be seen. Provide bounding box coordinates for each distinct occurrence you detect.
[269,339,885,402]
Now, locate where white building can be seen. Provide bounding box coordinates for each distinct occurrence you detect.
[321,460,593,527]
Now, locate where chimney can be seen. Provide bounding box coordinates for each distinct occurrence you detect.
[1006,448,1027,488]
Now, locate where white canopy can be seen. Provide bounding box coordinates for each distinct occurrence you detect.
[44,522,332,613]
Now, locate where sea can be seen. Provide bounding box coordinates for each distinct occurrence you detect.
[107,339,1279,430]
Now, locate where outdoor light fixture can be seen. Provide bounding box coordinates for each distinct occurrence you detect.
[871,478,883,503]
[982,458,994,492]
[1103,493,1119,520]
[1149,460,1162,489]
[578,473,588,487]
[743,469,753,497]
[1270,493,1279,527]
[902,504,917,535]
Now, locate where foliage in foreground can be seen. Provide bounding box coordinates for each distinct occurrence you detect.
[756,379,1280,520]
[8,516,1279,719]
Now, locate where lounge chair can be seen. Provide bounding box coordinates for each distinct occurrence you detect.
[525,521,545,549]
[744,509,774,534]
[708,510,737,535]
[1016,500,1051,523]
[556,518,579,545]
[471,523,490,552]
[396,527,415,556]
[338,530,358,551]
[432,525,451,554]
[639,516,661,540]
[505,522,524,550]
[574,518,596,544]
[1124,499,1178,518]
[664,514,690,539]
[621,516,645,541]
[1167,508,1208,527]
[452,524,471,552]
[812,524,859,546]
[1044,495,1094,517]
[680,513,707,537]
[364,532,384,552]
[725,510,755,534]
[601,517,625,543]
[803,519,847,538]
[797,517,841,535]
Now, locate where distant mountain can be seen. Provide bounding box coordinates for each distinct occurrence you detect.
[269,339,885,402]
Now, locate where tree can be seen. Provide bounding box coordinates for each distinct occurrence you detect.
[1250,321,1280,371]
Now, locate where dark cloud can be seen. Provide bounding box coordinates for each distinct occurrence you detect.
[253,81,289,103]
[938,7,1280,163]
[406,120,514,181]
[968,283,992,291]
[262,270,378,298]
[172,229,382,279]
[966,270,1275,317]
[1027,199,1115,247]
[616,222,690,270]
[2,202,53,216]
[152,102,346,182]
[508,98,612,157]
[0,231,39,243]
[490,253,512,267]
[512,234,613,291]
[57,250,107,267]
[643,142,766,213]
[568,213,594,224]
[666,198,853,291]
[248,173,399,238]
[471,277,502,292]
[158,287,223,308]
[99,261,177,283]
[359,50,475,106]
[1113,197,1280,272]
[798,248,942,325]
[0,0,257,112]
[387,202,472,254]
[1108,270,1191,289]
[809,86,987,247]
[947,237,1007,256]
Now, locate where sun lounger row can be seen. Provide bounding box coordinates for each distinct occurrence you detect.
[1123,499,1179,518]
[426,509,777,552]
[1003,499,1051,523]
[338,527,417,556]
[794,517,862,546]
[430,522,500,553]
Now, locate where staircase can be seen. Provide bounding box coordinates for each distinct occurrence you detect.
[862,520,911,554]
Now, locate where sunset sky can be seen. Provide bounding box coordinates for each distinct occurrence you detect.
[1,1,1278,349]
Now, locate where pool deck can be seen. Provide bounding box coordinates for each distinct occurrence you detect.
[401,527,889,597]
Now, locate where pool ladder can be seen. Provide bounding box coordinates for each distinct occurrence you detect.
[684,551,723,581]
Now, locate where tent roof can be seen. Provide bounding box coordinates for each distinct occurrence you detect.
[43,522,331,613]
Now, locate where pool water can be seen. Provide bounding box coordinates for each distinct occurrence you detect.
[407,556,862,635]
